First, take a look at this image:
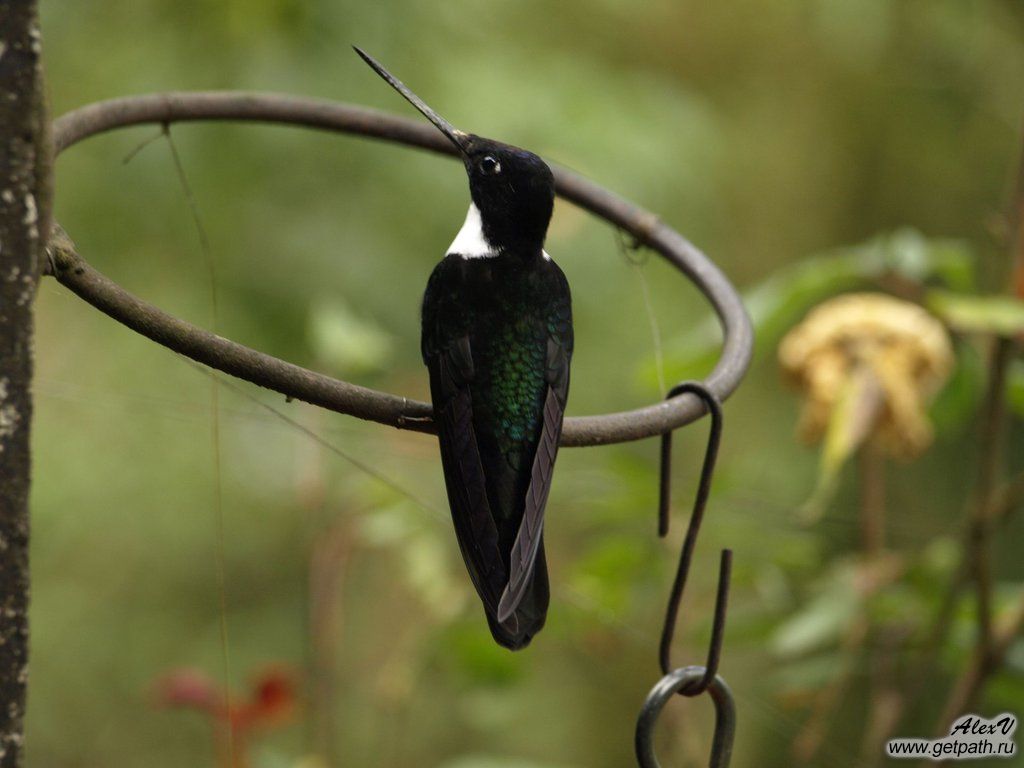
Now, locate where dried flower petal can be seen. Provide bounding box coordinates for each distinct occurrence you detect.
[779,293,954,458]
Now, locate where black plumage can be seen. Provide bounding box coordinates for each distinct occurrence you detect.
[356,48,572,649]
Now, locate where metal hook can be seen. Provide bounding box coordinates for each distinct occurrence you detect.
[657,382,732,692]
[635,667,736,768]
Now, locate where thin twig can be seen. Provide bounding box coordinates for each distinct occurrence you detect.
[791,617,869,765]
[860,627,907,766]
[925,338,1016,747]
[966,336,1011,659]
[921,117,1024,747]
[990,468,1024,527]
[936,591,1024,734]
[856,443,904,767]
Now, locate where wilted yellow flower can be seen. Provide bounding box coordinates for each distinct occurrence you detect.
[779,293,954,459]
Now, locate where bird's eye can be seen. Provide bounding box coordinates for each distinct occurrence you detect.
[480,156,501,174]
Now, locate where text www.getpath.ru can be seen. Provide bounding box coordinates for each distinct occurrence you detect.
[887,714,1017,761]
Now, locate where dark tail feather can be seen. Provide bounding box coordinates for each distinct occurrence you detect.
[485,541,550,650]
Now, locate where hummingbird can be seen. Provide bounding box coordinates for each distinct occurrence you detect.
[355,48,573,650]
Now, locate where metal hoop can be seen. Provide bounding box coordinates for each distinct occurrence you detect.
[635,667,736,768]
[50,92,753,447]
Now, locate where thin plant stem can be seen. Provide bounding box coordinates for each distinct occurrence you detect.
[164,127,236,764]
[859,443,886,556]
[965,336,1011,662]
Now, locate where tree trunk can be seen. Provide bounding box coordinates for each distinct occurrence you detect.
[0,2,49,765]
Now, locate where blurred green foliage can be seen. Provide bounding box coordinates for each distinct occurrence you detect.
[928,289,1024,336]
[32,1,1024,766]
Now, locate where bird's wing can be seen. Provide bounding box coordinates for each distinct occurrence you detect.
[496,271,572,623]
[432,338,509,615]
[423,260,508,617]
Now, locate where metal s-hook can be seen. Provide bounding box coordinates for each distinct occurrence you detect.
[635,667,736,768]
[634,381,735,768]
[657,382,732,690]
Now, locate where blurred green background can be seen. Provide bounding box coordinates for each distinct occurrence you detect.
[31,1,1024,766]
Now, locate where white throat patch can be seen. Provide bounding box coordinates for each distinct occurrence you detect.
[447,204,497,259]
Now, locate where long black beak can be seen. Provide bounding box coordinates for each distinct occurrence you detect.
[354,46,469,155]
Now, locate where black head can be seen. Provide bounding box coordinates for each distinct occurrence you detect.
[355,47,555,255]
[459,136,554,254]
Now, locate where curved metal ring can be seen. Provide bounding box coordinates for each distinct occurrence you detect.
[635,666,736,768]
[50,92,753,447]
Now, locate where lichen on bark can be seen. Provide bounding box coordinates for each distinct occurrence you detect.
[0,2,49,765]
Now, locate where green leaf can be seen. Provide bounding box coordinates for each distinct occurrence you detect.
[767,651,847,695]
[439,624,526,687]
[306,296,394,375]
[772,592,858,657]
[799,367,884,521]
[645,229,974,385]
[1004,638,1024,676]
[358,503,467,620]
[926,290,1024,336]
[771,564,860,657]
[931,342,985,435]
[1004,358,1024,419]
[985,673,1024,715]
[567,537,652,613]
